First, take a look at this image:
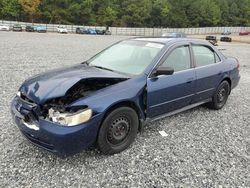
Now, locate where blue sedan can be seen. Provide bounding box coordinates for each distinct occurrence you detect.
[11,38,240,156]
[34,25,47,33]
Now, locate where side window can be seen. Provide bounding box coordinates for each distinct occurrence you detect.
[193,45,220,67]
[160,45,191,72]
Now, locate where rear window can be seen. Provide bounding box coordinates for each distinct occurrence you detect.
[192,45,220,67]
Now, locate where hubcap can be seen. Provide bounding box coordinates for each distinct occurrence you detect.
[217,87,227,103]
[107,117,130,145]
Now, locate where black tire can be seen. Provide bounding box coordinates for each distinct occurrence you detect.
[97,107,139,154]
[208,81,230,110]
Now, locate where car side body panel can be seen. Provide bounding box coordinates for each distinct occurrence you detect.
[193,63,226,102]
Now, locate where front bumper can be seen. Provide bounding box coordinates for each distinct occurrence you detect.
[11,96,102,156]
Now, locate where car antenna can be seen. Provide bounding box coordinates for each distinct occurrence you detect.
[218,48,226,51]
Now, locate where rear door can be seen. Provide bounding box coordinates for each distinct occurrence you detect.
[147,43,196,118]
[191,44,225,102]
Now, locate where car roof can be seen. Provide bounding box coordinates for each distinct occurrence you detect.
[132,37,209,45]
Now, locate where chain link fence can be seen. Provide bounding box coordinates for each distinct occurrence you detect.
[1,20,250,36]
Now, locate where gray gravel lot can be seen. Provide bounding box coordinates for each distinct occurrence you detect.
[0,32,250,188]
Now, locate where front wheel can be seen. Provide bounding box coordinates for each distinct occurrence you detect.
[97,107,139,154]
[208,81,230,110]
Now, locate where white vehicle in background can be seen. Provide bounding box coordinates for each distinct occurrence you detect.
[57,26,68,34]
[0,24,10,31]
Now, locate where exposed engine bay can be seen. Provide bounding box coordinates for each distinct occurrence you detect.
[65,78,127,103]
[45,78,127,108]
[41,78,128,125]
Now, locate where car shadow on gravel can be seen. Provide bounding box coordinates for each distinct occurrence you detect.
[142,105,207,133]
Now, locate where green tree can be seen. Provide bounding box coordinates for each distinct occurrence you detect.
[228,2,239,26]
[235,0,250,26]
[93,0,117,26]
[1,0,250,27]
[67,1,94,25]
[149,0,170,27]
[166,0,190,27]
[99,6,117,26]
[120,0,152,27]
[215,0,230,26]
[0,0,21,20]
[187,0,221,27]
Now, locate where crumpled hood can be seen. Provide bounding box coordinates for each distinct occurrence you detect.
[19,64,129,104]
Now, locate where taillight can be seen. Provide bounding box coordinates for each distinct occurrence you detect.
[235,58,240,71]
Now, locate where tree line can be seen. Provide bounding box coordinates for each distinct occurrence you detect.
[0,0,249,27]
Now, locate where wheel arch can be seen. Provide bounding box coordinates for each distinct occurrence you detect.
[100,100,145,132]
[221,77,232,94]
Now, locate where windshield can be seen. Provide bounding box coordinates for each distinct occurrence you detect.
[87,40,164,75]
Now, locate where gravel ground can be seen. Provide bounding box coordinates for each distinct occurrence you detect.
[0,32,250,188]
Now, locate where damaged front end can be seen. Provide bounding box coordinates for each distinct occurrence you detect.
[40,78,128,126]
[11,66,146,155]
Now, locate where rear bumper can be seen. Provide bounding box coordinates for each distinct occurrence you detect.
[11,97,103,156]
[231,73,240,90]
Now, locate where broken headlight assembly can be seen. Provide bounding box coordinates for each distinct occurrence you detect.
[48,108,92,126]
[16,91,21,97]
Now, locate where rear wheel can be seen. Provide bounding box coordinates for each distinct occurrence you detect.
[208,81,230,110]
[97,107,139,154]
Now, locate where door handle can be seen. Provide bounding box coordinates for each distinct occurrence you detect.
[186,78,194,83]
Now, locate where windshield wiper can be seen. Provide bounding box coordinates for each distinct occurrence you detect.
[91,65,114,72]
[81,61,89,65]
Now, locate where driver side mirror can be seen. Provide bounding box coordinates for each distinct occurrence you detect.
[153,67,174,77]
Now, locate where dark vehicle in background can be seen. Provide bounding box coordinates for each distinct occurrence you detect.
[87,28,97,35]
[76,27,88,34]
[95,29,105,35]
[95,29,112,35]
[221,30,231,35]
[35,25,47,33]
[12,24,22,32]
[220,36,232,42]
[25,25,35,32]
[162,32,186,38]
[205,35,218,46]
[11,38,240,156]
[239,31,250,35]
[76,27,111,35]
